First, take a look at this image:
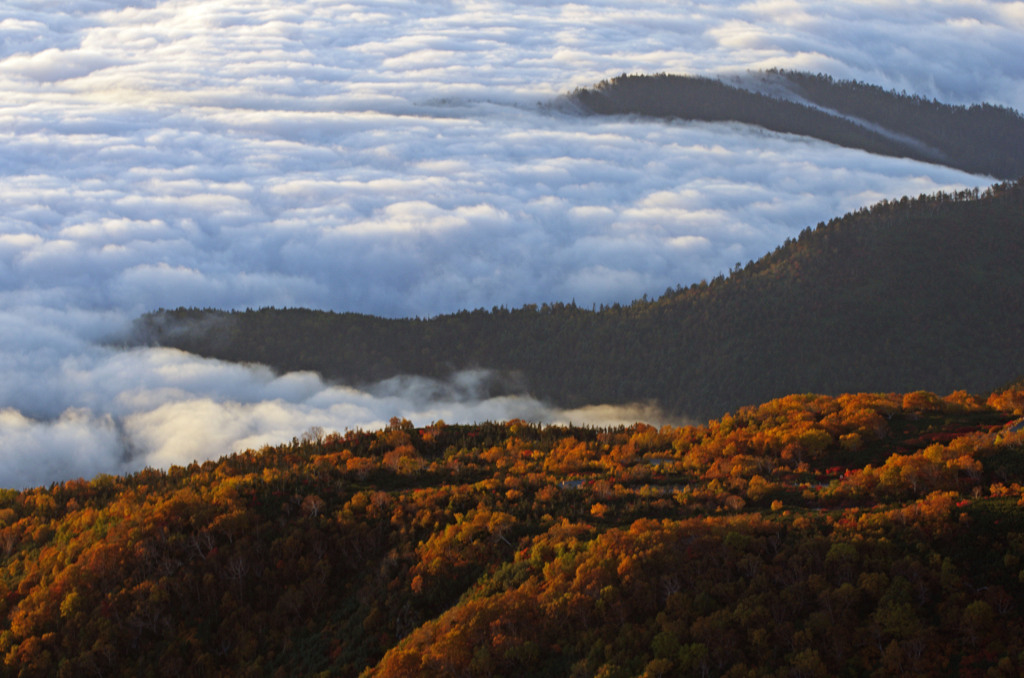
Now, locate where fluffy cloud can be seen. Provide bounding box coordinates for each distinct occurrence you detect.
[1,0,1021,487]
[2,346,672,488]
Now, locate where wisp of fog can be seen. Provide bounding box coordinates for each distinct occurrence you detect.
[1,0,1022,487]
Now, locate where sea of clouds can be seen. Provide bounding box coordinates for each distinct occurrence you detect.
[2,0,1022,487]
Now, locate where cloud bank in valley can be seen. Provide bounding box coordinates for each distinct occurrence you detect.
[1,0,1022,487]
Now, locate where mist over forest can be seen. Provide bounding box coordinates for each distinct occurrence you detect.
[140,179,1024,424]
[571,71,1024,179]
[3,0,1024,487]
[7,3,1024,676]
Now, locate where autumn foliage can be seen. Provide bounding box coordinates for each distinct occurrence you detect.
[3,392,1024,676]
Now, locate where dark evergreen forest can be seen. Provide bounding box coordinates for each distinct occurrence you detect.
[134,179,1024,422]
[569,71,1024,180]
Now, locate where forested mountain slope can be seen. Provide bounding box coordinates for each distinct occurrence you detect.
[3,388,1024,676]
[136,179,1024,422]
[568,71,1024,180]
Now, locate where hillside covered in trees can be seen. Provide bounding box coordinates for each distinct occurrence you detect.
[135,179,1024,422]
[568,71,1024,180]
[3,388,1024,676]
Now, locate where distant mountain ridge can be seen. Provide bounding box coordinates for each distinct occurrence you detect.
[568,71,1024,179]
[134,179,1024,422]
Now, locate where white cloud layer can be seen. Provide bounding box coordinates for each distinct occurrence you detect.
[1,0,1021,487]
